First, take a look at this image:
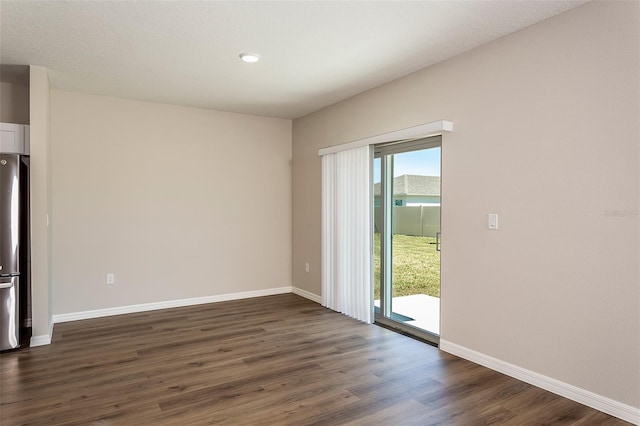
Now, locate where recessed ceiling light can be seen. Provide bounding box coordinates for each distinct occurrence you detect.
[239,53,260,63]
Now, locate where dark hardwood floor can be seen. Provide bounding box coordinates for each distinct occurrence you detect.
[0,294,630,425]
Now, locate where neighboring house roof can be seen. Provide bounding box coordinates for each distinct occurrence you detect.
[374,175,440,196]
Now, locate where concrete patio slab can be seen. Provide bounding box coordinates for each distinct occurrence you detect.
[374,294,440,335]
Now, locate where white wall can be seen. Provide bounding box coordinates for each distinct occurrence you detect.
[0,81,29,124]
[51,90,292,314]
[292,1,639,410]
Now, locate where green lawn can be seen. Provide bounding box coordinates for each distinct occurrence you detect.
[374,233,440,299]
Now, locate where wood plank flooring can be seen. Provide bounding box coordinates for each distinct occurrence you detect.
[0,294,631,425]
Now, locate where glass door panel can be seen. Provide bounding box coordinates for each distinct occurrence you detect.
[373,156,381,306]
[374,137,441,343]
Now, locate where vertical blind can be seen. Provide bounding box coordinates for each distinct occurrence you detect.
[321,145,372,323]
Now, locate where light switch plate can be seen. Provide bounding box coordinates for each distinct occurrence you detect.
[488,214,499,230]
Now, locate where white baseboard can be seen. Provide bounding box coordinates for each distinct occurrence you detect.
[439,339,640,425]
[53,286,293,324]
[30,335,51,346]
[292,286,322,304]
[30,320,53,347]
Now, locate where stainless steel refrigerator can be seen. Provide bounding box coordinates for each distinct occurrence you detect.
[0,151,30,350]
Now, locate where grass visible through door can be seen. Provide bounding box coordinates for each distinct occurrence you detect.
[374,233,440,299]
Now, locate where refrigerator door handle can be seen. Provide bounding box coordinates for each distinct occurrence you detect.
[0,281,13,289]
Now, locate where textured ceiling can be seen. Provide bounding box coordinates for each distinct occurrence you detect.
[0,1,588,119]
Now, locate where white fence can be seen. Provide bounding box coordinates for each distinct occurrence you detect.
[374,206,440,237]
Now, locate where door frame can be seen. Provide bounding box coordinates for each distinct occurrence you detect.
[373,135,442,345]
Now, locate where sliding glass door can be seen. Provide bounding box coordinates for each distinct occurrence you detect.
[373,136,441,344]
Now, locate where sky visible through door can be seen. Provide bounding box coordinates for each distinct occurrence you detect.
[373,147,440,183]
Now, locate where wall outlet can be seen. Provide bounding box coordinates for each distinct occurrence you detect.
[305,262,310,273]
[106,273,115,284]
